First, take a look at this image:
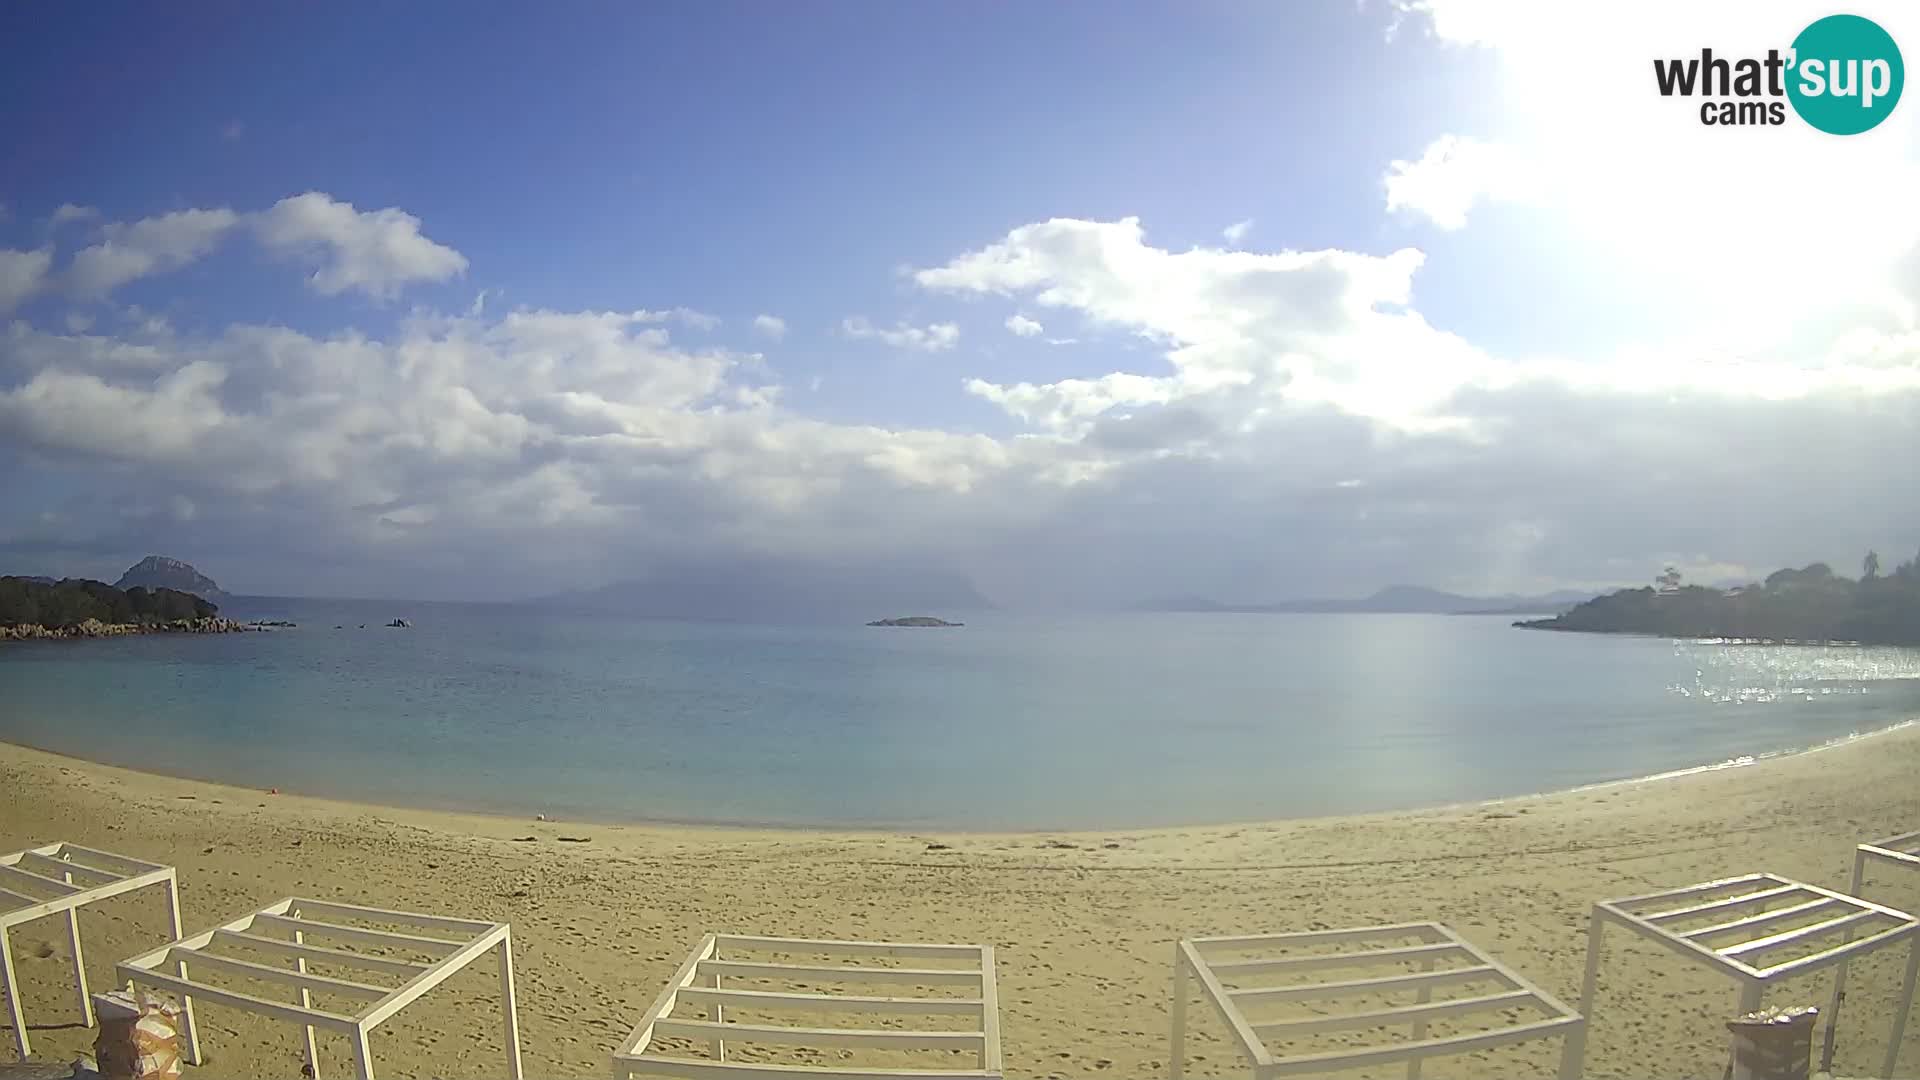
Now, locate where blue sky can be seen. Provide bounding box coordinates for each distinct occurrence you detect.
[5,3,1506,427]
[4,1,1920,602]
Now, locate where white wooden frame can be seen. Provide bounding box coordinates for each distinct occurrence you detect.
[613,933,1002,1079]
[1169,922,1582,1080]
[117,897,523,1080]
[1821,829,1920,1075]
[1567,872,1920,1080]
[0,842,182,1062]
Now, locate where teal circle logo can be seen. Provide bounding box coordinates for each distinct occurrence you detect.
[1787,14,1904,134]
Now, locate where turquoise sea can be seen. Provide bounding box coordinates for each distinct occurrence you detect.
[3,601,1919,829]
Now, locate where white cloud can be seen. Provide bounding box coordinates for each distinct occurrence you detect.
[49,204,100,229]
[753,314,787,339]
[1004,314,1044,337]
[251,192,467,300]
[0,248,53,312]
[636,307,720,330]
[917,216,1471,430]
[65,312,94,333]
[842,315,960,352]
[67,208,240,296]
[1383,135,1535,230]
[1223,219,1253,244]
[8,202,1920,607]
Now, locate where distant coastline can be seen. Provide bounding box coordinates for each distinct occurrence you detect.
[1516,556,1920,647]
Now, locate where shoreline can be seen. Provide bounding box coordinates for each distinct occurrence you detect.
[5,712,1917,837]
[7,727,1920,1077]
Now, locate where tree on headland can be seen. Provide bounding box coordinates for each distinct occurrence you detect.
[1518,551,1920,645]
[0,577,218,630]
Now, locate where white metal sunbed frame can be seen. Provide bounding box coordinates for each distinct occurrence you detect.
[0,842,183,1061]
[1821,828,1920,1074]
[117,897,523,1080]
[1169,922,1583,1080]
[613,933,1002,1080]
[1566,872,1920,1080]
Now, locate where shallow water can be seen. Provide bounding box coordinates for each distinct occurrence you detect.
[3,602,1918,828]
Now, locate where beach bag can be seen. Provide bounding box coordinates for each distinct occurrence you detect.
[92,991,183,1080]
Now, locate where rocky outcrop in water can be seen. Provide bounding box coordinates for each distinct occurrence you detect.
[0,617,258,641]
[867,616,964,627]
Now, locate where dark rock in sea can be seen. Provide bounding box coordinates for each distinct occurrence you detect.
[867,616,963,627]
[386,618,412,628]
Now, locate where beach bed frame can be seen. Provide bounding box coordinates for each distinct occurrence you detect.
[613,933,1002,1080]
[0,842,182,1062]
[1567,872,1920,1080]
[117,897,522,1080]
[1169,922,1582,1080]
[1821,828,1920,1074]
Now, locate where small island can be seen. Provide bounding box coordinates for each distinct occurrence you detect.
[867,616,964,627]
[1517,552,1920,646]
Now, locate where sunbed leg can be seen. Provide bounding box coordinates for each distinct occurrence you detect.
[1821,846,1868,1074]
[1884,938,1920,1080]
[351,1024,376,1080]
[63,860,93,1029]
[2,927,30,1061]
[1560,913,1603,1080]
[162,879,200,1066]
[1169,942,1187,1080]
[500,930,524,1080]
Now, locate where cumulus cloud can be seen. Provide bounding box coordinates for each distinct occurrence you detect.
[842,315,960,352]
[0,248,53,312]
[637,307,720,330]
[753,314,787,339]
[49,204,100,229]
[1383,135,1536,230]
[1004,314,1043,337]
[1222,219,1253,244]
[917,216,1474,431]
[251,192,467,299]
[67,208,240,296]
[7,202,1920,607]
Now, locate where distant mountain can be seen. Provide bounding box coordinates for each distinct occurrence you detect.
[536,558,994,623]
[1143,585,1595,616]
[114,556,229,600]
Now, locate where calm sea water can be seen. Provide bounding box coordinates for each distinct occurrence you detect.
[3,601,1919,829]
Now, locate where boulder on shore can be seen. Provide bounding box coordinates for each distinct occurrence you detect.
[0,617,257,641]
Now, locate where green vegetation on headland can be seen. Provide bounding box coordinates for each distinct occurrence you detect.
[0,576,250,640]
[1517,552,1920,645]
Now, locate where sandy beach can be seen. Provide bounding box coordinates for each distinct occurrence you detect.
[4,729,1920,1079]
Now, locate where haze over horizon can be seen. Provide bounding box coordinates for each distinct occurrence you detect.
[6,2,1920,606]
